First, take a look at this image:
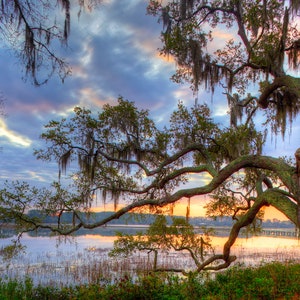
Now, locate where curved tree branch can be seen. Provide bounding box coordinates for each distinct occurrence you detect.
[258,76,300,108]
[14,154,295,236]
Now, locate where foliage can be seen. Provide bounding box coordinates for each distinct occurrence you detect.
[1,97,299,271]
[148,0,300,136]
[0,242,25,261]
[0,262,300,299]
[0,0,101,85]
[109,215,214,274]
[0,277,71,300]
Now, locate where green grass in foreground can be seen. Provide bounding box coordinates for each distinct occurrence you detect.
[0,262,300,299]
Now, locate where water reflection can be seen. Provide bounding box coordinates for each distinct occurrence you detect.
[0,226,299,286]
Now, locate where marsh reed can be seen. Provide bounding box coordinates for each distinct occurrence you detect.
[1,242,300,287]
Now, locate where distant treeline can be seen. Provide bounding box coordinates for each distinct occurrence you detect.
[26,210,294,229]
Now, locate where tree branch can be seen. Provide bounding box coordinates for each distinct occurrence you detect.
[258,76,300,108]
[19,154,295,235]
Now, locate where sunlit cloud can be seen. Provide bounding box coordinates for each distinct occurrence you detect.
[76,87,114,108]
[25,171,49,183]
[79,42,94,67]
[144,58,171,79]
[188,172,213,186]
[212,30,235,40]
[71,65,88,79]
[0,119,31,147]
[158,52,176,64]
[8,100,55,116]
[54,105,77,118]
[207,28,237,53]
[213,103,229,117]
[172,86,194,101]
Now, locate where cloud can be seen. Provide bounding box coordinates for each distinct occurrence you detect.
[67,0,179,110]
[213,103,229,117]
[175,173,214,192]
[0,0,296,193]
[212,30,235,41]
[25,171,49,183]
[0,119,32,147]
[75,87,115,108]
[208,26,237,53]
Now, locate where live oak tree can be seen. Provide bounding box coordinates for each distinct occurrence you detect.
[1,0,300,273]
[1,97,299,272]
[148,0,300,136]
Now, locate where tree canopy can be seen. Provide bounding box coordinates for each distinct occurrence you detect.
[1,97,299,271]
[148,0,300,135]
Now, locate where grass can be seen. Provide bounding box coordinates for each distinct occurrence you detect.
[0,262,300,299]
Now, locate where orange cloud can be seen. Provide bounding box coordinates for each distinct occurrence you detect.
[10,100,55,115]
[157,52,176,64]
[76,87,114,107]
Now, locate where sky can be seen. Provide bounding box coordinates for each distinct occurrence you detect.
[0,0,299,219]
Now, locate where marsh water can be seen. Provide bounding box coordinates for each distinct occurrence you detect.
[0,226,299,286]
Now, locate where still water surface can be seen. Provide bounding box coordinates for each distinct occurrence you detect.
[0,227,299,285]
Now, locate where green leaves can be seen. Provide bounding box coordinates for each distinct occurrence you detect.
[217,124,265,160]
[150,0,300,135]
[2,96,299,270]
[110,215,215,273]
[33,98,270,218]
